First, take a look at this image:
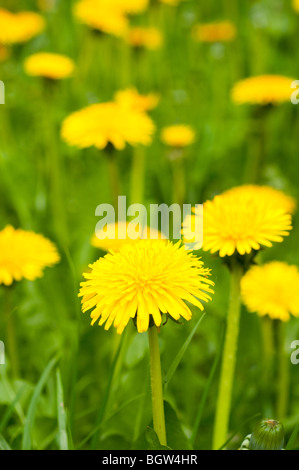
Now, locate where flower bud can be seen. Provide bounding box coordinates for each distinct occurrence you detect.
[249,419,285,450]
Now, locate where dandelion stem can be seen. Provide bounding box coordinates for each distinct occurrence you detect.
[130,146,146,205]
[213,261,243,450]
[277,321,289,420]
[3,286,19,377]
[148,326,167,447]
[261,316,274,416]
[104,148,121,213]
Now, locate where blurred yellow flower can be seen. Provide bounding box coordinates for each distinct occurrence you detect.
[0,45,10,61]
[126,27,163,50]
[241,262,299,322]
[0,8,45,45]
[293,0,299,13]
[79,239,214,334]
[0,226,60,286]
[232,75,295,105]
[112,0,149,14]
[61,101,155,151]
[24,52,75,80]
[114,88,159,112]
[91,222,167,252]
[184,185,293,256]
[161,125,196,148]
[74,0,128,37]
[192,21,237,43]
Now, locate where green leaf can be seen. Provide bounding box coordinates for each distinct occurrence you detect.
[146,427,171,450]
[164,313,206,390]
[21,356,59,450]
[0,434,11,450]
[286,422,299,450]
[164,401,192,450]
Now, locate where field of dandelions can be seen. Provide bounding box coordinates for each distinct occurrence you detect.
[1,0,299,452]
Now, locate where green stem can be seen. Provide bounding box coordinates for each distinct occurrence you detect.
[148,326,167,447]
[4,286,19,377]
[130,146,146,205]
[104,149,121,214]
[212,262,243,450]
[277,321,289,420]
[260,316,274,416]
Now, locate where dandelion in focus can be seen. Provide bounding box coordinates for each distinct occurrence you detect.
[80,239,214,446]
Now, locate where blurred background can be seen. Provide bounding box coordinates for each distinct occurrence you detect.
[0,0,299,450]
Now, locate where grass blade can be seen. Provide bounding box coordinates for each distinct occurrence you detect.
[286,421,299,450]
[56,368,69,450]
[0,434,11,450]
[164,313,206,390]
[21,356,59,450]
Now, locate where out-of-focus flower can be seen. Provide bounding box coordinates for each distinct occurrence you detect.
[61,101,155,151]
[114,88,160,112]
[79,239,214,334]
[293,0,299,13]
[0,8,45,45]
[161,125,196,148]
[112,0,149,14]
[231,75,295,105]
[73,0,128,37]
[192,21,237,43]
[184,185,293,256]
[0,45,10,61]
[24,52,75,80]
[241,262,299,322]
[91,222,167,252]
[0,225,60,286]
[125,27,163,50]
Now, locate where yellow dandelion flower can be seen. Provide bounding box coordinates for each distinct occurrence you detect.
[241,262,299,322]
[74,0,128,37]
[192,21,237,43]
[61,101,155,151]
[184,185,293,256]
[91,222,167,252]
[232,75,295,106]
[0,225,60,286]
[79,239,214,334]
[161,125,196,148]
[293,0,299,13]
[24,52,75,80]
[0,8,45,45]
[126,27,163,50]
[224,185,297,215]
[111,0,149,14]
[114,88,160,112]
